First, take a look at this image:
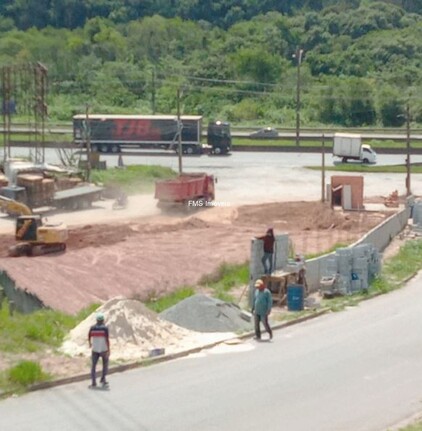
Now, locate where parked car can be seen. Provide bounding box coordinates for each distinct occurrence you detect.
[249,127,279,138]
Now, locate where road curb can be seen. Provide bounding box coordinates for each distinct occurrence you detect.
[6,277,417,398]
[15,308,330,396]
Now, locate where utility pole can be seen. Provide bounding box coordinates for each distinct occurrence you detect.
[85,104,91,182]
[405,103,411,196]
[177,88,183,175]
[151,67,156,114]
[293,47,304,147]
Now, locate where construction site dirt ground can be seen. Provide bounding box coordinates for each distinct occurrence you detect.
[0,195,404,383]
[0,197,397,314]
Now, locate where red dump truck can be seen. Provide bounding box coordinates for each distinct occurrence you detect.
[154,173,215,209]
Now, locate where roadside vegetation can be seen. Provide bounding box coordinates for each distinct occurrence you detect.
[307,164,422,174]
[399,421,422,431]
[145,262,249,312]
[1,2,422,129]
[0,303,98,394]
[234,139,422,151]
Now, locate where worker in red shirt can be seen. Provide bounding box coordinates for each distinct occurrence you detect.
[88,312,110,388]
[256,227,275,275]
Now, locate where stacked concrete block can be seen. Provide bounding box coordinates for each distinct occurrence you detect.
[330,244,380,294]
[274,235,289,270]
[368,248,381,280]
[412,200,422,226]
[335,248,353,293]
[325,256,338,275]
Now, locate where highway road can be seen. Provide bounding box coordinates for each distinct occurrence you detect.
[2,272,422,430]
[2,125,422,141]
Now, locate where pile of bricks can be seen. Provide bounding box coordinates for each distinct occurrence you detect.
[56,176,83,191]
[0,174,8,187]
[17,174,55,208]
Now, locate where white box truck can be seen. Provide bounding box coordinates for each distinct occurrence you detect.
[333,133,377,164]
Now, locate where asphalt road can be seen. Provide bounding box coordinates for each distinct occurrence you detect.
[2,272,422,430]
[34,149,422,204]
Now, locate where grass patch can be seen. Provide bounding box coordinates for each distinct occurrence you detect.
[0,360,51,395]
[144,287,196,313]
[397,422,422,431]
[6,132,73,143]
[233,138,323,147]
[144,262,250,312]
[382,239,422,285]
[0,302,99,393]
[321,239,422,312]
[7,361,50,386]
[307,164,422,174]
[232,137,422,150]
[198,262,249,302]
[90,164,177,195]
[305,242,350,260]
[0,301,99,354]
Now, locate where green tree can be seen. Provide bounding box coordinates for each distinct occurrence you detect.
[316,77,376,126]
[377,87,406,126]
[232,48,281,84]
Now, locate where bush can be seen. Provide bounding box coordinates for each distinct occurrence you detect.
[7,361,50,386]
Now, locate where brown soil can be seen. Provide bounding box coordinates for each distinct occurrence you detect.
[0,200,392,314]
[0,199,398,385]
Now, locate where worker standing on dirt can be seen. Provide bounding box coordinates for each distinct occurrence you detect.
[88,312,110,388]
[252,279,273,341]
[256,227,275,275]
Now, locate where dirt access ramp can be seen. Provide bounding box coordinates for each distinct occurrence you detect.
[0,201,393,314]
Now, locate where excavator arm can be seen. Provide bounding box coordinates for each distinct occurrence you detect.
[0,195,32,216]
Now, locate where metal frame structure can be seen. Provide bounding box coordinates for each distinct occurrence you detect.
[1,63,48,164]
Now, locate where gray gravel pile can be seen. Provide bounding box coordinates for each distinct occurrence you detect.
[159,294,254,333]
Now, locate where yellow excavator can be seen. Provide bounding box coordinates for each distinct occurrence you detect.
[0,195,68,257]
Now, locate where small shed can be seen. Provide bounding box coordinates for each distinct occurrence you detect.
[330,175,364,210]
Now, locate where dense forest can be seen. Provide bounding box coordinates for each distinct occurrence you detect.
[0,0,421,126]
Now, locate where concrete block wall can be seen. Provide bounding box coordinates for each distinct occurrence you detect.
[0,270,45,313]
[305,208,410,293]
[250,208,410,298]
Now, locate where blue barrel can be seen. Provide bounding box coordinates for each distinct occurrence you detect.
[287,284,304,311]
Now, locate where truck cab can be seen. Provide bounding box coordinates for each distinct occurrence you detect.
[207,121,231,155]
[361,144,377,164]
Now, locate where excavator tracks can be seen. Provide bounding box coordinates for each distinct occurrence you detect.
[8,242,66,257]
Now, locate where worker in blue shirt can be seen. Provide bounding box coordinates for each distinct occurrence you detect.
[252,279,273,341]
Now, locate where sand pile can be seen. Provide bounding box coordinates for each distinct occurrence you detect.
[60,297,235,361]
[159,294,254,333]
